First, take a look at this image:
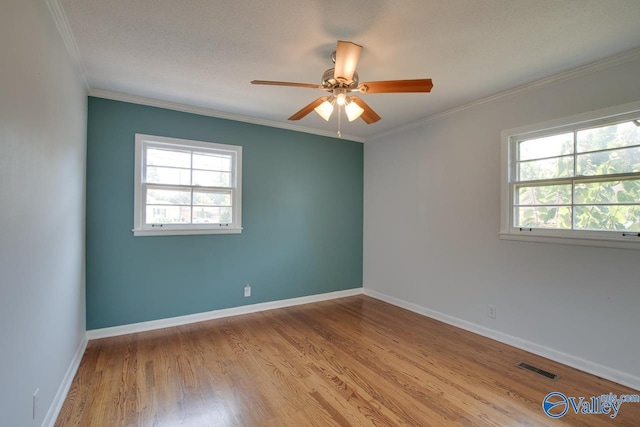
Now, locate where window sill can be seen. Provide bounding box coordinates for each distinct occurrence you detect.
[133,227,243,237]
[499,231,640,250]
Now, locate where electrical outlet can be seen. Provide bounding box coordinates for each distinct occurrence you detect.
[488,305,497,319]
[33,388,39,419]
[244,284,251,297]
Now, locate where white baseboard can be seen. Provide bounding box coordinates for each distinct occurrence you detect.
[363,288,640,392]
[42,335,88,427]
[87,288,364,340]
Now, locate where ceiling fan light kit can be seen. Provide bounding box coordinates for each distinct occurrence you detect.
[345,98,365,122]
[252,40,433,136]
[313,95,364,122]
[314,98,334,121]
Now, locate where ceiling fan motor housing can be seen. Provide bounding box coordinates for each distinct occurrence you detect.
[322,68,359,89]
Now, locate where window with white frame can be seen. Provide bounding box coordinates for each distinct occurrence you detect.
[500,101,640,249]
[133,134,242,236]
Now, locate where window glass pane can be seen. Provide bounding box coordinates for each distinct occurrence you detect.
[147,148,191,168]
[516,184,571,205]
[574,179,640,205]
[574,205,640,231]
[576,145,640,176]
[192,170,231,187]
[146,188,191,205]
[145,206,191,224]
[192,207,232,224]
[577,121,640,153]
[516,206,572,229]
[146,166,191,185]
[193,191,231,206]
[193,153,232,171]
[518,156,574,181]
[518,133,574,161]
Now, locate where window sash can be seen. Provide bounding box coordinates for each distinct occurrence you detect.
[142,184,235,226]
[512,176,640,232]
[512,173,640,233]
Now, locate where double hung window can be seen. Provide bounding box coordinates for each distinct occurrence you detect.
[501,102,640,249]
[133,134,242,236]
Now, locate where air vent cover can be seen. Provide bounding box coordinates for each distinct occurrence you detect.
[516,361,559,381]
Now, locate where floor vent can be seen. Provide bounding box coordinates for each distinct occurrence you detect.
[516,362,559,381]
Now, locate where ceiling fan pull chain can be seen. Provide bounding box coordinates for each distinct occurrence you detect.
[337,104,342,138]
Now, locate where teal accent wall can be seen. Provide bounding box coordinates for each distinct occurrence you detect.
[86,97,363,329]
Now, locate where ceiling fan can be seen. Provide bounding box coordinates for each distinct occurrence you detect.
[251,40,433,129]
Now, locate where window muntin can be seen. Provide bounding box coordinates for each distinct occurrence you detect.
[133,134,242,236]
[509,112,640,238]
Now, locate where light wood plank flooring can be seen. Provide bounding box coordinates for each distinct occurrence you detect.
[56,296,639,426]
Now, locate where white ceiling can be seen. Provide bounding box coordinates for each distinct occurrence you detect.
[57,0,640,140]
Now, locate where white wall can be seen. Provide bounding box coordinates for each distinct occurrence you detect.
[0,1,87,426]
[364,53,640,389]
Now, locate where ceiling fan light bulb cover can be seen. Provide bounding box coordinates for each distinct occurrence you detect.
[345,100,364,122]
[314,100,334,121]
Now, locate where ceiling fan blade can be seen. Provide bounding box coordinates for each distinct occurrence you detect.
[288,97,329,121]
[351,96,381,124]
[358,79,433,94]
[334,41,362,83]
[251,80,323,89]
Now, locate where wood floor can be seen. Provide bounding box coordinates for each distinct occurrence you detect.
[56,296,639,426]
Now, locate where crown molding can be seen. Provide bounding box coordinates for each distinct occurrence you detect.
[46,0,90,90]
[368,47,640,142]
[88,89,365,143]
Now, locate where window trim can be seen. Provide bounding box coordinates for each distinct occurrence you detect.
[133,134,242,237]
[500,100,640,250]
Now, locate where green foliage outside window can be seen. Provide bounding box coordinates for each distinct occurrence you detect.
[515,121,640,231]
